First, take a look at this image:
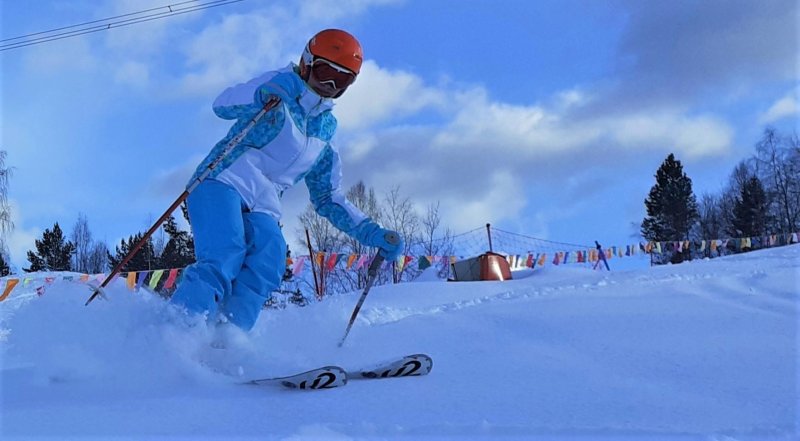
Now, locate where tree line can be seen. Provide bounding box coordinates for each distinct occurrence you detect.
[641,127,800,264]
[21,212,196,275]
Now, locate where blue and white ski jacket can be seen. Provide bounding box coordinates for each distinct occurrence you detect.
[189,63,374,239]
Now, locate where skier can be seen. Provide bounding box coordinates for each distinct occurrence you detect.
[170,29,404,332]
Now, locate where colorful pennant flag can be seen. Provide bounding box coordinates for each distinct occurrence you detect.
[0,279,20,302]
[418,256,431,270]
[355,255,368,270]
[325,253,338,271]
[126,272,136,290]
[346,254,357,270]
[292,256,306,276]
[149,270,165,290]
[136,272,148,290]
[164,269,180,290]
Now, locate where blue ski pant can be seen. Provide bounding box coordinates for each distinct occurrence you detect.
[170,179,286,331]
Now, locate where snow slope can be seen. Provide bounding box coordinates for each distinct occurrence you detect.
[1,245,798,440]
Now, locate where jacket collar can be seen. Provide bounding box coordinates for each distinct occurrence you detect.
[287,63,334,116]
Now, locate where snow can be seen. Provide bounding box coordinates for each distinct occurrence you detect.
[1,245,798,440]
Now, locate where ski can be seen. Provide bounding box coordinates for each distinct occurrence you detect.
[244,366,347,390]
[243,354,433,391]
[351,353,433,380]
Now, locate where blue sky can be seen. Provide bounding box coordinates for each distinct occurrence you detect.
[1,0,798,269]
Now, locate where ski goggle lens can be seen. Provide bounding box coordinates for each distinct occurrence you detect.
[311,58,356,89]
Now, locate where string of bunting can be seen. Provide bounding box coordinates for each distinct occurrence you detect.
[0,268,184,302]
[2,232,798,303]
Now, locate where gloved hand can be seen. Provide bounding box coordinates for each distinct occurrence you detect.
[373,228,404,262]
[352,221,404,261]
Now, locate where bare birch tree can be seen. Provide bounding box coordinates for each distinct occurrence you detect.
[71,213,93,273]
[0,151,13,263]
[755,128,800,233]
[420,201,454,278]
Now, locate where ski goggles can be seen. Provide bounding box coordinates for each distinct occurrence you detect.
[311,57,357,90]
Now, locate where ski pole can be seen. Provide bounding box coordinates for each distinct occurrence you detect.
[338,231,400,347]
[85,98,281,306]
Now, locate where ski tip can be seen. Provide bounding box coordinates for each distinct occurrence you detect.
[403,354,434,374]
[356,353,433,379]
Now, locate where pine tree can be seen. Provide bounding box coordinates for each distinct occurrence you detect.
[0,252,10,276]
[25,222,76,272]
[641,154,699,263]
[731,176,769,241]
[107,233,157,272]
[159,215,195,269]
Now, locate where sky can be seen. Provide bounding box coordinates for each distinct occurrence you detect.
[1,0,798,269]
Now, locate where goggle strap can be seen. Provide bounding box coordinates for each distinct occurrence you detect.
[302,45,314,66]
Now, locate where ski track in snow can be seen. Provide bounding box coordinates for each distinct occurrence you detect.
[0,245,798,440]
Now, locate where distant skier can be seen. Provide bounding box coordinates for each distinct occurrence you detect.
[170,29,403,332]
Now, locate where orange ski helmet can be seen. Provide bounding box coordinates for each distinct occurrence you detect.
[301,29,363,75]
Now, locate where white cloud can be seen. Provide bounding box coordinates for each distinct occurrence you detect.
[433,91,598,156]
[439,171,527,232]
[428,87,732,160]
[555,88,590,110]
[336,61,447,130]
[603,112,733,158]
[759,89,799,124]
[179,9,293,96]
[341,133,380,161]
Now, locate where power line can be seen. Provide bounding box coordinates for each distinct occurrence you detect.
[0,0,246,52]
[0,0,203,44]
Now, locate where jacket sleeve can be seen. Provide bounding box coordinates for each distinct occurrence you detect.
[213,72,270,120]
[305,144,380,242]
[212,70,296,120]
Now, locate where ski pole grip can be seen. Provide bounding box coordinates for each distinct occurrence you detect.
[384,231,401,245]
[367,232,400,276]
